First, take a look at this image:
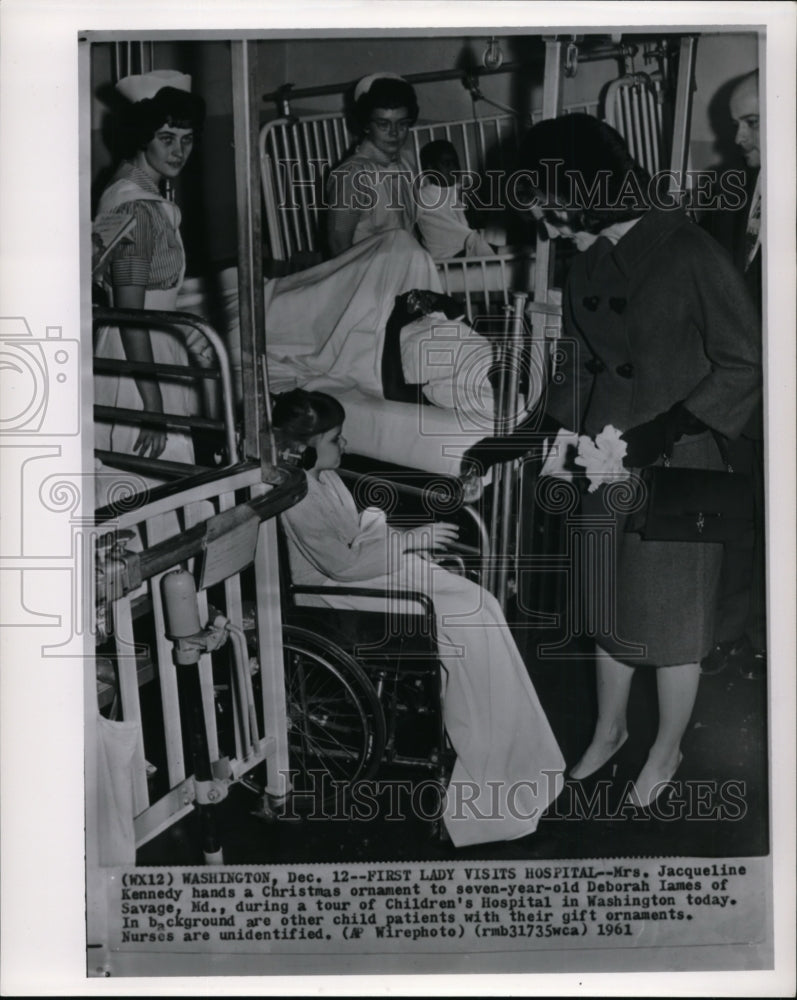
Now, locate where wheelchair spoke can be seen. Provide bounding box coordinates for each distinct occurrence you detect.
[281,625,385,807]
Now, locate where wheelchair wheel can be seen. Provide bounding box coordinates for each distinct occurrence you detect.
[282,624,386,809]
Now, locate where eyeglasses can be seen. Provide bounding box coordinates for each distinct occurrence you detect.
[369,118,414,134]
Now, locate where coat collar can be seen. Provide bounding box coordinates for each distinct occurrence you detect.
[605,206,692,279]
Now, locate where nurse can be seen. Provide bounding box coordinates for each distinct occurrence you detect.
[94,70,211,475]
[326,73,420,257]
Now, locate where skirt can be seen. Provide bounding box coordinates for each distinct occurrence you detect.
[578,433,724,667]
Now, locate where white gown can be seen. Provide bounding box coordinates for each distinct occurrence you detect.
[281,470,565,847]
[416,180,495,259]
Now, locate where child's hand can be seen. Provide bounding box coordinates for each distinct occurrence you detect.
[402,522,459,552]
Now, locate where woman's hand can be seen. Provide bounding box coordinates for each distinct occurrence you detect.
[402,521,460,552]
[114,284,170,460]
[134,424,168,459]
[620,414,670,468]
[131,371,167,459]
[621,403,707,468]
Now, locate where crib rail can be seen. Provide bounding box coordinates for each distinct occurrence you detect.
[259,103,599,264]
[603,73,669,176]
[93,306,239,477]
[435,251,535,317]
[95,462,305,850]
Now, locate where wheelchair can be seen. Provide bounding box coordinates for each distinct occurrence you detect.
[266,511,454,820]
[254,458,498,824]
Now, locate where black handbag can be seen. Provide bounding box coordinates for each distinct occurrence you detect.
[625,433,754,543]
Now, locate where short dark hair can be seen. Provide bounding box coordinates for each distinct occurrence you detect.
[352,77,419,134]
[420,139,458,172]
[518,113,651,233]
[271,389,346,445]
[117,86,206,157]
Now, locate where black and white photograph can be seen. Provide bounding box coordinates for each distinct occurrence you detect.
[1,1,795,993]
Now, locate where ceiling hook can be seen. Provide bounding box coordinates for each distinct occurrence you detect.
[565,39,579,78]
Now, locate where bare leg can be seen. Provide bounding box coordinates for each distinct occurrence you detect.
[627,661,699,807]
[570,644,633,780]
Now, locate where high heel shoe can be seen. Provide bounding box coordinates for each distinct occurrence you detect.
[624,752,683,812]
[569,732,628,782]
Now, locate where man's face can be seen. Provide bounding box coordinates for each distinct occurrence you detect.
[730,81,760,169]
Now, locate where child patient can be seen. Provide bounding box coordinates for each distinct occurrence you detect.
[416,140,496,258]
[273,388,564,847]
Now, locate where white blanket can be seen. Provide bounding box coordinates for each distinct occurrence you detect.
[263,228,441,397]
[183,231,499,471]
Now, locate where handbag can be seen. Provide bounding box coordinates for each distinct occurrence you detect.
[625,432,754,543]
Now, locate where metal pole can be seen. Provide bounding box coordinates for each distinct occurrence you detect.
[495,293,527,610]
[521,38,564,618]
[668,36,698,198]
[532,38,563,340]
[231,41,268,462]
[261,44,635,110]
[179,664,223,862]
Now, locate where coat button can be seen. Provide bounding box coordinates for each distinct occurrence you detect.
[585,358,605,374]
[609,297,627,314]
[582,295,600,311]
[616,362,634,378]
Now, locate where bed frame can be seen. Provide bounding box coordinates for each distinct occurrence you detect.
[258,104,598,268]
[93,463,305,853]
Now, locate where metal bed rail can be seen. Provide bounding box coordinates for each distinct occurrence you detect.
[258,103,599,265]
[93,306,239,475]
[95,461,306,850]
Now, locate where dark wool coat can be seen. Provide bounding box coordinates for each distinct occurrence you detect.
[546,207,762,666]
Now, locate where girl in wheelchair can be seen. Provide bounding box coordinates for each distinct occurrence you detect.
[272,389,565,847]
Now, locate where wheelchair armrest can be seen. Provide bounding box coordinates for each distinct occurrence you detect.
[290,584,436,633]
[289,584,445,676]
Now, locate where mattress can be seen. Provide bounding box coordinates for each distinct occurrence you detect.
[333,387,492,475]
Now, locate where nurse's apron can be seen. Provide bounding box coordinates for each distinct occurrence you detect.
[94,178,196,489]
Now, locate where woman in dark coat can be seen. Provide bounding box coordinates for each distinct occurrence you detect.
[511,115,761,807]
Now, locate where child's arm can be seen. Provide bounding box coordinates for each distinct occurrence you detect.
[283,486,459,581]
[283,494,395,581]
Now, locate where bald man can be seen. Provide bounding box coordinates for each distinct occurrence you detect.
[730,70,761,170]
[701,69,765,681]
[729,71,762,309]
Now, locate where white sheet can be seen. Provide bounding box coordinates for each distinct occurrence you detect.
[263,228,441,397]
[332,387,490,475]
[182,238,501,474]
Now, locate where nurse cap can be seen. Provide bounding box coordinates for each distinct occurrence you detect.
[354,72,406,101]
[116,70,192,103]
